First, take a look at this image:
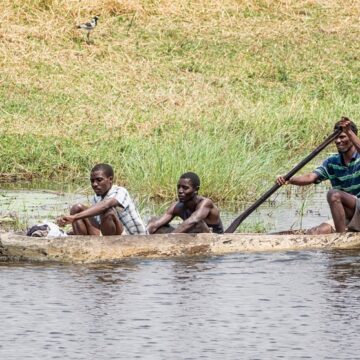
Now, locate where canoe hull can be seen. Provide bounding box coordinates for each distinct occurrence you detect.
[1,232,360,264]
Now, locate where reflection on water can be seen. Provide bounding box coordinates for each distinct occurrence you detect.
[327,250,360,285]
[1,251,360,359]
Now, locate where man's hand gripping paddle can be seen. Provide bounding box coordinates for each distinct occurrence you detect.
[225,129,342,233]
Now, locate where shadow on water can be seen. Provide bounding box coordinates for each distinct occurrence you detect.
[326,249,360,286]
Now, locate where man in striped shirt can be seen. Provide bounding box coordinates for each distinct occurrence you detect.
[57,164,147,235]
[277,117,360,234]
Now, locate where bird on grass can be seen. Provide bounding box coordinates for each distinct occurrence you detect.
[77,16,99,43]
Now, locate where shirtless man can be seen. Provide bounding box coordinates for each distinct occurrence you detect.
[277,118,360,234]
[147,172,224,234]
[57,163,147,235]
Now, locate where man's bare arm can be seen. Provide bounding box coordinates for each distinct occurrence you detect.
[276,172,319,186]
[172,201,212,233]
[57,198,119,226]
[341,117,360,152]
[147,204,176,234]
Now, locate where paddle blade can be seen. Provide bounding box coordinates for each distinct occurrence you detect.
[224,128,341,233]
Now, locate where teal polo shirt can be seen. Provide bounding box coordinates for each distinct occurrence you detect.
[313,152,360,197]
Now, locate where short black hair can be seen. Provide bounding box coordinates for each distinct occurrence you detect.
[334,118,358,135]
[180,172,200,189]
[91,163,114,178]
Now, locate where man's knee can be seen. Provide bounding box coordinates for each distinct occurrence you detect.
[327,189,342,204]
[70,203,87,215]
[100,207,117,222]
[306,222,334,235]
[100,208,124,235]
[153,225,175,234]
[147,216,174,234]
[189,221,210,233]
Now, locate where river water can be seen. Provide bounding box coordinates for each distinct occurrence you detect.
[1,185,360,359]
[1,251,360,359]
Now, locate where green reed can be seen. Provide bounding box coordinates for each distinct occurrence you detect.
[0,0,359,202]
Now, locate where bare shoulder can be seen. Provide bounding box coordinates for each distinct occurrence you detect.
[197,196,215,209]
[168,201,182,215]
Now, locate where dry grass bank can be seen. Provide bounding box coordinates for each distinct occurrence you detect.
[0,0,359,201]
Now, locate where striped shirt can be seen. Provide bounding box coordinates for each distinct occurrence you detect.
[92,185,147,235]
[313,152,360,197]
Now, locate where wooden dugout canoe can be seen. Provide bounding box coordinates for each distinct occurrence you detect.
[1,231,360,264]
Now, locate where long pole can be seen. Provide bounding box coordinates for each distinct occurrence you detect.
[225,129,341,233]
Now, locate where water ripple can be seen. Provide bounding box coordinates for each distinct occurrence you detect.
[0,251,360,359]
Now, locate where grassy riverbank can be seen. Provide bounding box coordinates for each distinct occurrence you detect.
[1,0,359,202]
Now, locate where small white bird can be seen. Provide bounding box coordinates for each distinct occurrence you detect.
[77,16,99,42]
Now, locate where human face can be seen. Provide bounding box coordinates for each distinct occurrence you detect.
[177,178,197,203]
[90,170,113,196]
[335,132,354,154]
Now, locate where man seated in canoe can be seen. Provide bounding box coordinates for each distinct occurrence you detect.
[277,117,360,234]
[147,172,224,234]
[57,163,147,235]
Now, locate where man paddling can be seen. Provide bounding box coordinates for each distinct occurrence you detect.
[277,117,360,234]
[57,163,147,235]
[147,172,224,234]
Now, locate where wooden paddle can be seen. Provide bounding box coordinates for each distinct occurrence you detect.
[225,128,342,233]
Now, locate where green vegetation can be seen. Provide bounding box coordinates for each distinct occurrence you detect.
[0,0,359,202]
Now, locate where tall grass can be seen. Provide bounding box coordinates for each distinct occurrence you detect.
[0,0,359,201]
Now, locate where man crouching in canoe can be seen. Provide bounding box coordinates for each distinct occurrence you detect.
[277,117,360,234]
[57,163,147,235]
[147,172,224,234]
